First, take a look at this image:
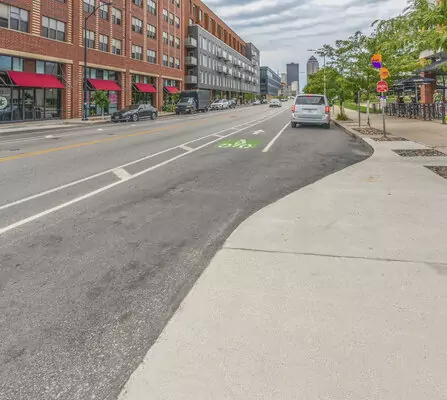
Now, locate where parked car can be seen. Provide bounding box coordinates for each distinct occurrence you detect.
[210,99,229,110]
[253,99,261,105]
[269,99,282,107]
[175,90,211,114]
[291,94,330,129]
[111,104,157,122]
[261,99,268,104]
[228,99,236,109]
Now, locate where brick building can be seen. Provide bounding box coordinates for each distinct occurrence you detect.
[0,0,184,122]
[0,0,259,123]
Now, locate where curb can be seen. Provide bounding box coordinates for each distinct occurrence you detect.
[332,119,375,154]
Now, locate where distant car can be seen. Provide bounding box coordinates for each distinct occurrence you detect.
[228,99,236,109]
[291,94,330,129]
[280,98,287,102]
[269,99,282,107]
[112,104,157,122]
[253,99,261,105]
[261,99,268,104]
[210,99,228,110]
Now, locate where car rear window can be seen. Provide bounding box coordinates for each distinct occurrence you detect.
[295,96,325,105]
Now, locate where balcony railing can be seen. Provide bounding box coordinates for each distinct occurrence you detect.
[185,75,198,84]
[185,56,197,66]
[184,37,197,48]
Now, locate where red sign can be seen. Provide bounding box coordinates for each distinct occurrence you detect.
[377,81,388,93]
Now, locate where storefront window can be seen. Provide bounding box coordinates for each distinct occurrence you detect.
[0,87,11,121]
[131,74,155,105]
[85,67,120,116]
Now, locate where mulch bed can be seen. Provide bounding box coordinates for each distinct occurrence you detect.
[372,136,408,142]
[353,127,385,135]
[425,166,447,179]
[393,149,447,157]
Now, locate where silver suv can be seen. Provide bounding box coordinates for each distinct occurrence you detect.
[291,94,330,129]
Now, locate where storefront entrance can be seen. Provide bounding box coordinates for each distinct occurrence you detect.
[0,87,62,122]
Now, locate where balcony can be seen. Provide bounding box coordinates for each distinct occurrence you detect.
[184,37,197,48]
[222,65,229,74]
[217,50,224,59]
[185,56,197,66]
[185,75,198,84]
[217,64,224,73]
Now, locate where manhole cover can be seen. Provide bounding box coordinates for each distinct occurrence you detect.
[372,136,408,142]
[393,149,446,157]
[425,166,447,179]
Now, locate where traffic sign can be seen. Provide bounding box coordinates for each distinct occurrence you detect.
[380,67,390,80]
[377,81,388,93]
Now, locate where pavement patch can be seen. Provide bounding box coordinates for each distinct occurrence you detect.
[217,139,261,149]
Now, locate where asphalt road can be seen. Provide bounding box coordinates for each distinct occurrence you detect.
[0,104,372,400]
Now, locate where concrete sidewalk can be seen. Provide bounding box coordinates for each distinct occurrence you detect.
[118,129,447,399]
[342,107,447,152]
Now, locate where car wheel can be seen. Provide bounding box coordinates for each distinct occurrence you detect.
[150,112,156,120]
[132,114,139,122]
[291,122,296,128]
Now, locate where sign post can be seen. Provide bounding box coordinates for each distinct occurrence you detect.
[377,81,388,137]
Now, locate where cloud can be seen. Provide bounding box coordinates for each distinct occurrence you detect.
[203,0,408,88]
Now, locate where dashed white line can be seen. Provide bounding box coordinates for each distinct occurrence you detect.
[262,121,290,153]
[212,134,224,138]
[113,167,132,180]
[252,130,264,135]
[179,144,194,152]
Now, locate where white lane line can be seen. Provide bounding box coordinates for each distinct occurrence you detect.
[0,109,285,213]
[45,135,54,139]
[262,121,290,153]
[252,130,264,135]
[0,109,286,236]
[113,168,132,180]
[179,144,193,152]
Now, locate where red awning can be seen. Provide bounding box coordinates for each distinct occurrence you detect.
[164,86,180,94]
[8,71,64,89]
[88,78,122,91]
[134,83,157,93]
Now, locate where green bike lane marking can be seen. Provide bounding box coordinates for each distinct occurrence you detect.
[217,139,261,149]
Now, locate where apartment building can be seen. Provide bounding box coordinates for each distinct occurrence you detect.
[260,66,281,98]
[182,0,260,100]
[0,0,184,122]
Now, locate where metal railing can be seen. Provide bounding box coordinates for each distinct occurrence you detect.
[379,102,447,121]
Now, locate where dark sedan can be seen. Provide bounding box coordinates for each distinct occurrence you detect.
[111,104,157,122]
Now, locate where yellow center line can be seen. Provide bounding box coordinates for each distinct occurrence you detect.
[0,116,231,163]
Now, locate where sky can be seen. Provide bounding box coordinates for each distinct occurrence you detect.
[204,0,409,88]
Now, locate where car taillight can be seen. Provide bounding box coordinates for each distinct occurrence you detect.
[292,105,296,112]
[325,106,330,113]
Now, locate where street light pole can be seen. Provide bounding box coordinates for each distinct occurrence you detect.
[82,2,112,121]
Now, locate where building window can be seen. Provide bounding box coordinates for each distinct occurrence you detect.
[210,19,213,31]
[132,17,143,34]
[147,49,156,63]
[169,34,174,47]
[162,9,168,22]
[175,58,180,69]
[99,34,109,52]
[169,13,174,25]
[132,44,143,60]
[42,17,66,42]
[162,54,168,67]
[84,29,95,48]
[83,0,95,13]
[188,18,193,26]
[199,9,202,21]
[162,31,168,45]
[132,0,143,7]
[112,38,121,55]
[169,56,174,68]
[175,0,180,8]
[148,0,156,15]
[175,16,180,28]
[99,1,109,20]
[112,8,121,25]
[36,60,61,76]
[0,4,29,32]
[175,36,180,49]
[147,24,156,39]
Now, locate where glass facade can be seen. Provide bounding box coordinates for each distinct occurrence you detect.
[131,74,155,105]
[85,68,120,116]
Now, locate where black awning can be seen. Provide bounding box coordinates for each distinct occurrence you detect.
[394,75,437,87]
[419,59,447,73]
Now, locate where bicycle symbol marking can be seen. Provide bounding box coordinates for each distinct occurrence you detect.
[217,139,260,149]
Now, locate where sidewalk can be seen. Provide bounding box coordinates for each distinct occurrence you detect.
[0,112,176,136]
[342,107,447,152]
[118,125,447,399]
